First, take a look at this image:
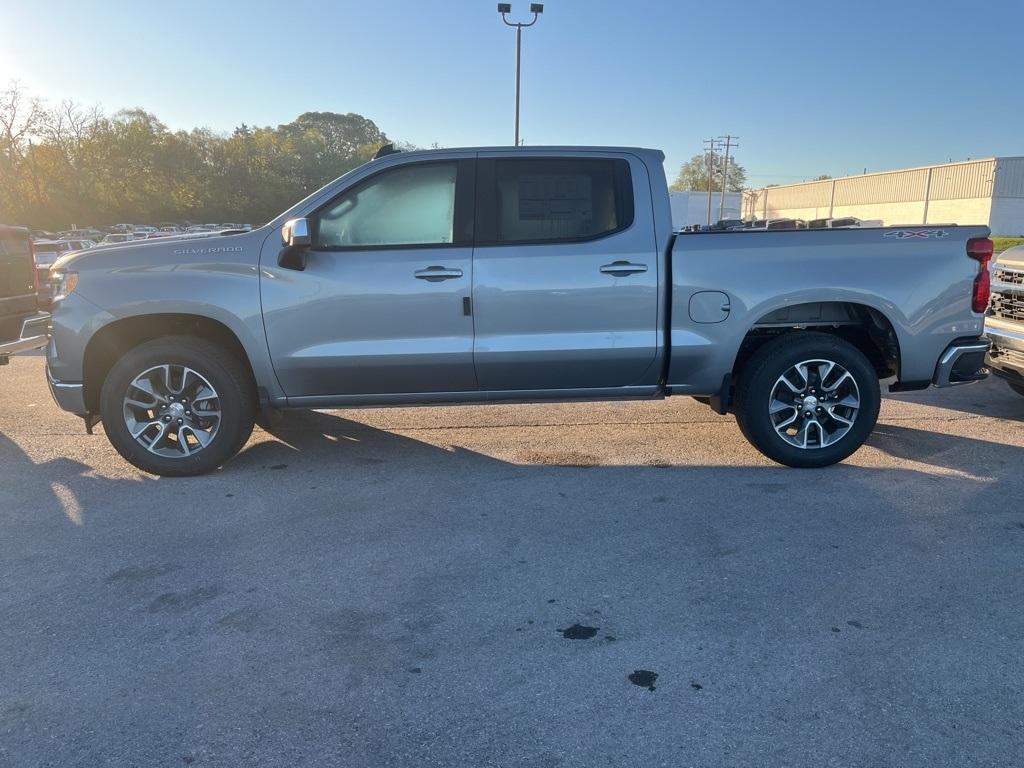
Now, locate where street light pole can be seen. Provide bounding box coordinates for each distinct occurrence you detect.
[498,4,544,146]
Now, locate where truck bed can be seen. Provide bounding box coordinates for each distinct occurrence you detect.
[667,225,990,394]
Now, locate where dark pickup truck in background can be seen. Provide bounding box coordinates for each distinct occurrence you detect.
[0,225,50,366]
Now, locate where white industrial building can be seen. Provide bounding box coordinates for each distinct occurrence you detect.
[743,157,1024,236]
[669,191,742,228]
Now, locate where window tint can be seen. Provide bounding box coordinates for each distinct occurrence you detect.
[491,158,631,243]
[316,162,457,248]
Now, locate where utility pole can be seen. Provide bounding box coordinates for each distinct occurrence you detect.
[498,4,544,146]
[717,135,738,222]
[703,138,719,226]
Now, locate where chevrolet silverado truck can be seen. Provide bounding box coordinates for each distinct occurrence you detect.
[985,244,1024,395]
[1,225,50,366]
[45,146,992,476]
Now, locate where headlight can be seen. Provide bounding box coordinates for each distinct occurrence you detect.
[51,271,79,301]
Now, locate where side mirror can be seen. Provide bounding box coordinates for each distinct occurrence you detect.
[278,217,311,270]
[281,217,311,247]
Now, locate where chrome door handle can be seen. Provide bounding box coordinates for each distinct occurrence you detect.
[414,266,464,282]
[600,261,648,276]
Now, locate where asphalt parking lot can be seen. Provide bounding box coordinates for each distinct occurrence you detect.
[2,352,1023,767]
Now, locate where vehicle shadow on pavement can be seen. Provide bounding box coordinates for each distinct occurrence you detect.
[885,377,1024,421]
[0,430,153,527]
[4,411,1024,766]
[867,421,1020,480]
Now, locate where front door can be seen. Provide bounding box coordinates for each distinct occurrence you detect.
[471,154,660,391]
[261,158,477,397]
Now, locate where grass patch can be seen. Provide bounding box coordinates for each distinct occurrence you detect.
[993,237,1024,253]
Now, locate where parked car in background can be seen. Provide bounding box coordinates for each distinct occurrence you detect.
[807,217,884,229]
[708,218,745,231]
[766,218,808,230]
[100,233,137,245]
[66,228,104,241]
[985,244,1024,396]
[44,145,992,476]
[0,225,49,365]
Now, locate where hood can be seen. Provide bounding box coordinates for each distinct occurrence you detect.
[50,229,252,272]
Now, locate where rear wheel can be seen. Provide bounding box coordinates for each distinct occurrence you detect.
[734,332,881,468]
[100,336,255,476]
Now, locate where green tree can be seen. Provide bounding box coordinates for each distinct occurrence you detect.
[0,81,395,229]
[669,152,746,193]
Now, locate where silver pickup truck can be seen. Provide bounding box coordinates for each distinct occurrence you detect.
[45,146,992,476]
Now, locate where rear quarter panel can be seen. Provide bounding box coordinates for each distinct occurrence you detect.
[668,226,989,393]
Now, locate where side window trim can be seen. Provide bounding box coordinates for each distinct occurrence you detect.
[474,156,635,247]
[309,158,476,251]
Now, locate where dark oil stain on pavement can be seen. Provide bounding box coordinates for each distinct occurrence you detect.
[146,586,222,613]
[105,563,179,584]
[559,624,598,640]
[629,670,658,691]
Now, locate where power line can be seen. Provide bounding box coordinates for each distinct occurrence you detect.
[703,137,720,226]
[717,135,739,222]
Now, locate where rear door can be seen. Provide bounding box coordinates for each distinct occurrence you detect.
[470,153,659,391]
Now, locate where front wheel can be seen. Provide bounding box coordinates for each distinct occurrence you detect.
[100,336,256,476]
[734,332,881,468]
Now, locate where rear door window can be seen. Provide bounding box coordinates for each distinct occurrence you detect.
[479,157,633,244]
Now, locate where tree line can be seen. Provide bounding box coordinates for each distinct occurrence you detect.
[669,151,747,193]
[0,83,393,230]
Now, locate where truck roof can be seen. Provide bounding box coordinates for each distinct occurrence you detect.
[375,146,666,163]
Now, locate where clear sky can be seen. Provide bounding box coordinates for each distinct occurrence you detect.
[2,0,1021,187]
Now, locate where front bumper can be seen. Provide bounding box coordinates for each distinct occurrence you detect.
[932,338,990,387]
[985,317,1024,384]
[46,365,87,414]
[0,312,50,360]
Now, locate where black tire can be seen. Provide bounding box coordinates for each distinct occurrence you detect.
[1007,381,1024,398]
[734,332,881,468]
[100,336,256,476]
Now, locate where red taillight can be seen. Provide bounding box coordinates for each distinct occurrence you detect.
[967,237,993,313]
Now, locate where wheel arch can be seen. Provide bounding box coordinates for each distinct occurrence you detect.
[732,300,902,388]
[82,313,258,413]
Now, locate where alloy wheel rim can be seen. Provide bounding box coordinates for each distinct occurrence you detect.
[768,358,860,450]
[122,364,221,458]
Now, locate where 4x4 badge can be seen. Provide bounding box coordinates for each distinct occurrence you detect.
[884,229,949,239]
